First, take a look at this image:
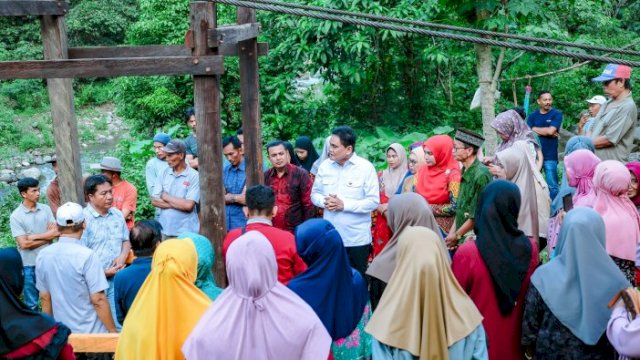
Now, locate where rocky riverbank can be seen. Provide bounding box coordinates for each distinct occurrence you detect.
[0,103,129,186]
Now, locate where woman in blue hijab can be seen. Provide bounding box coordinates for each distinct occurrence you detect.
[521,207,630,358]
[288,219,370,359]
[179,232,223,300]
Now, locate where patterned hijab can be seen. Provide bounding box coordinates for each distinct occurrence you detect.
[491,109,537,152]
[179,232,223,300]
[381,143,408,197]
[367,193,441,283]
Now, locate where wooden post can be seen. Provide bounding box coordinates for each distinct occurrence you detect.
[237,7,263,187]
[191,2,227,286]
[40,15,84,205]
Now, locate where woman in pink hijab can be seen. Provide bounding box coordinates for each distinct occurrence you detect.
[546,149,601,254]
[182,231,332,360]
[566,149,601,208]
[592,160,640,286]
[625,162,640,212]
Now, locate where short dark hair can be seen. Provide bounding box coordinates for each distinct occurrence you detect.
[462,142,479,156]
[266,140,285,153]
[245,185,275,214]
[58,222,84,233]
[130,220,162,257]
[623,79,632,90]
[538,90,551,99]
[223,135,242,150]
[17,177,39,195]
[236,127,243,135]
[331,126,357,148]
[185,107,195,120]
[85,174,111,196]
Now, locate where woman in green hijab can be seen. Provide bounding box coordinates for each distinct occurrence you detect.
[179,232,223,300]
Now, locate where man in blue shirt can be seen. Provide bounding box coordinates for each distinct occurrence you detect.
[223,135,247,230]
[113,219,161,324]
[527,90,563,200]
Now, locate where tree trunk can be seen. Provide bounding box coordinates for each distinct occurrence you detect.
[475,43,497,156]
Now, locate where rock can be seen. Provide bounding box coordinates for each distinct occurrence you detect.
[21,161,29,167]
[18,167,41,180]
[43,155,52,163]
[35,156,44,165]
[33,150,41,156]
[0,169,14,175]
[0,173,16,182]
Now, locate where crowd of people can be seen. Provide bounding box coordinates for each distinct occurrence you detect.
[1,64,640,360]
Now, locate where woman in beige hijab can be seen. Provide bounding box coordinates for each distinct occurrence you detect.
[492,140,550,242]
[365,227,487,360]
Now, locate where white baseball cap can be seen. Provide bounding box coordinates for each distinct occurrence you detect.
[585,95,607,105]
[56,202,85,226]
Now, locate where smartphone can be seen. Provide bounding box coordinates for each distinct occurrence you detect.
[563,194,573,212]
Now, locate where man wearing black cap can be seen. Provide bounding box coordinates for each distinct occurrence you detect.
[151,139,200,238]
[445,129,493,250]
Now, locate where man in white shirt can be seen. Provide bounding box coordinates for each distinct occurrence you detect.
[311,126,379,278]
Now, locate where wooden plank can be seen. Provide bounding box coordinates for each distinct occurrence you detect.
[191,2,228,287]
[0,0,69,16]
[0,56,225,79]
[68,334,119,353]
[208,22,260,47]
[40,15,84,205]
[237,8,263,187]
[68,43,268,59]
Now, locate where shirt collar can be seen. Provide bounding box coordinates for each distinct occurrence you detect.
[58,236,80,244]
[170,165,191,178]
[269,163,292,177]
[86,203,113,218]
[132,257,153,265]
[20,203,41,213]
[330,152,358,167]
[247,217,273,226]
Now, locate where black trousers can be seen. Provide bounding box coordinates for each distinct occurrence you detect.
[345,244,371,281]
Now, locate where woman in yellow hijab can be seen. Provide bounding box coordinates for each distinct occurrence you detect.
[115,239,211,360]
[365,227,487,360]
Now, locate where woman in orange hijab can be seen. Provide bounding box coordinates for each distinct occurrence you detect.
[414,135,461,235]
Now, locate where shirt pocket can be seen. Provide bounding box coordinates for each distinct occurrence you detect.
[342,178,364,199]
[321,177,337,193]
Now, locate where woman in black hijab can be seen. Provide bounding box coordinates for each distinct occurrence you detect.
[294,136,320,172]
[283,141,301,167]
[451,180,537,360]
[0,248,74,359]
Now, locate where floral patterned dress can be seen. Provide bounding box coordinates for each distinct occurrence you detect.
[331,303,373,360]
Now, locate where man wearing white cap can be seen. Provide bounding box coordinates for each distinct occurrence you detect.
[582,95,607,136]
[36,202,117,334]
[590,63,638,162]
[93,156,138,230]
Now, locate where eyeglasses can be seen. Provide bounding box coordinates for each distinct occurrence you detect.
[409,159,418,164]
[452,147,467,152]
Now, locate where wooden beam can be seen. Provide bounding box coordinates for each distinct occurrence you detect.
[237,9,263,187]
[208,23,260,48]
[68,43,268,59]
[68,334,119,353]
[191,2,228,287]
[0,56,224,79]
[0,0,69,16]
[40,15,84,205]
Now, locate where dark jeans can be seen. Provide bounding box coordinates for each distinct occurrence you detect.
[345,244,371,280]
[23,266,39,311]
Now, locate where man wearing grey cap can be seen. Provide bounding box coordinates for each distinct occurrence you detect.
[151,139,200,237]
[445,129,492,250]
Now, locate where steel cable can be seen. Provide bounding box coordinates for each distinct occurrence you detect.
[214,0,640,67]
[235,0,640,57]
